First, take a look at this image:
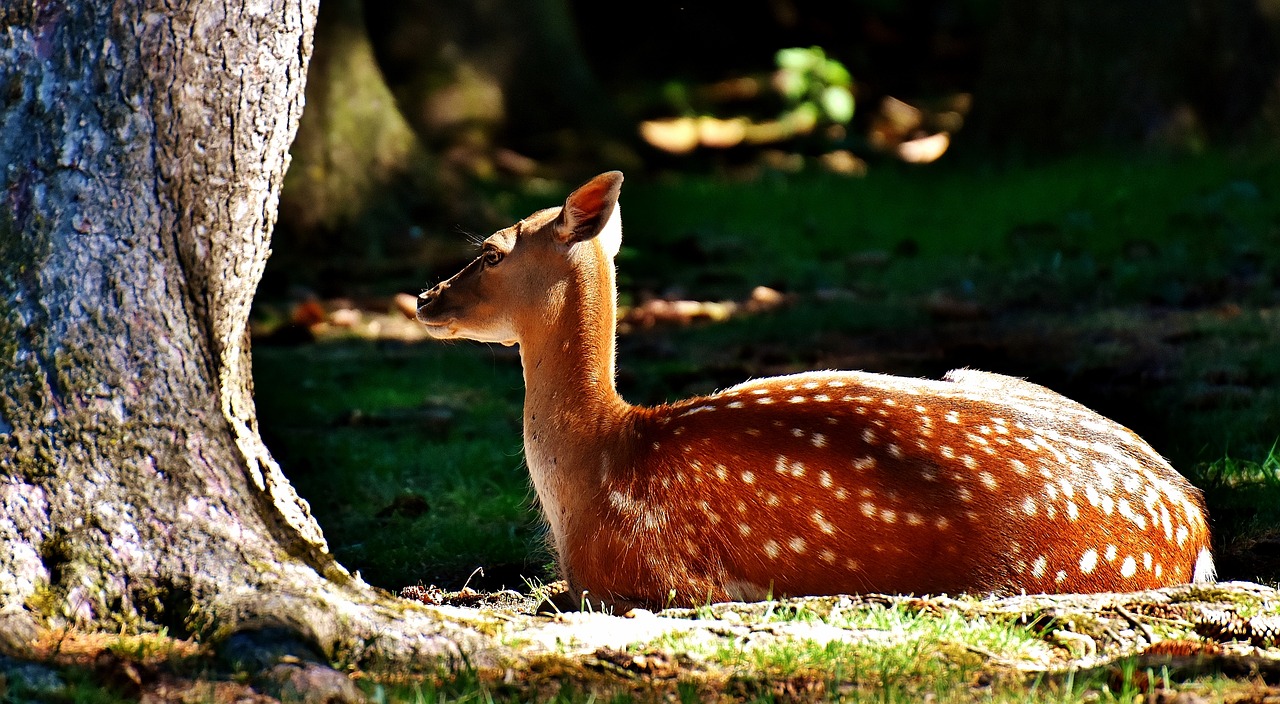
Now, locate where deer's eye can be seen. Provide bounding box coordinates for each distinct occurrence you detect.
[482,247,504,267]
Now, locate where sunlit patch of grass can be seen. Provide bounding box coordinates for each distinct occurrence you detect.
[638,600,1059,701]
[828,602,1048,659]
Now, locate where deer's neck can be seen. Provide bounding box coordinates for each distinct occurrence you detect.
[517,244,631,555]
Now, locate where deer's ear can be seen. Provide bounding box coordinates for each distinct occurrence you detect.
[557,171,623,248]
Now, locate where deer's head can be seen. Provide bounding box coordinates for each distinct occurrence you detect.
[416,171,623,345]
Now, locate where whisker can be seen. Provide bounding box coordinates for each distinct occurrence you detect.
[456,226,485,249]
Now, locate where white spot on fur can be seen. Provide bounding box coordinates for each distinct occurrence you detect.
[1120,556,1137,578]
[1080,549,1098,575]
[680,405,716,417]
[698,501,721,524]
[608,490,633,512]
[1100,494,1114,516]
[812,510,836,534]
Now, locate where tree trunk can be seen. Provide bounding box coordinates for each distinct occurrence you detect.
[0,0,486,663]
[364,0,629,163]
[275,0,452,277]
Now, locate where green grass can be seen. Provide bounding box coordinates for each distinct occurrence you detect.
[254,342,548,589]
[692,602,1050,701]
[504,150,1280,306]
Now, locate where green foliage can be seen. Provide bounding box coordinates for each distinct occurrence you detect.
[774,46,855,125]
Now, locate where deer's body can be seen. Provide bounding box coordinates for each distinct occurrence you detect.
[418,172,1214,608]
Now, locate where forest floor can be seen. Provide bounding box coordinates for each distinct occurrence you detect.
[5,580,1279,702]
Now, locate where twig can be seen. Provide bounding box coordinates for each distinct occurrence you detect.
[1115,605,1157,645]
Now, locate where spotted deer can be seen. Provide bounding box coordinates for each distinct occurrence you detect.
[416,171,1215,609]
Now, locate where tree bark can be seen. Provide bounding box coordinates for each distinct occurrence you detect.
[0,0,486,663]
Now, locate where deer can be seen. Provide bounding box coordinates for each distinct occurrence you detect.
[415,171,1215,610]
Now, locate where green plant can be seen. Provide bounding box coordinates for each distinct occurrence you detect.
[774,46,855,126]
